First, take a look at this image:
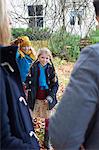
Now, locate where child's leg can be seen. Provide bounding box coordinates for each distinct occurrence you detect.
[44,118,50,149]
[45,118,49,131]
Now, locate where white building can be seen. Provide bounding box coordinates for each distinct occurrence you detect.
[8,0,96,37]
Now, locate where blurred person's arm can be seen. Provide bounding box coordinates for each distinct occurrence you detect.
[49,44,99,150]
[0,66,36,150]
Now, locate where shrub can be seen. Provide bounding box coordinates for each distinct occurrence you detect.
[12,27,51,40]
[11,28,26,39]
[48,29,80,61]
[89,29,99,43]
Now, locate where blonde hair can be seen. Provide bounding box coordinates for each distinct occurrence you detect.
[0,0,11,45]
[37,47,53,60]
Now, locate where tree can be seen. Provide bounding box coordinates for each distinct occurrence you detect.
[9,0,96,38]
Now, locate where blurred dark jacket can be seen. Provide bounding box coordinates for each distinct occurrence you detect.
[0,46,40,150]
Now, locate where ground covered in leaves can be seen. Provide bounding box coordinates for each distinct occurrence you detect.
[54,58,74,100]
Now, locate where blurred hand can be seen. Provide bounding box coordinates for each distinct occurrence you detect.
[80,145,85,150]
[18,50,25,58]
[44,99,48,104]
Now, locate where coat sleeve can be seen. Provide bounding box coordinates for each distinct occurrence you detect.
[0,67,34,150]
[49,73,59,99]
[49,46,99,150]
[48,64,59,97]
[47,66,59,110]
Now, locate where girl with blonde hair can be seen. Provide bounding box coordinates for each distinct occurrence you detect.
[26,47,59,149]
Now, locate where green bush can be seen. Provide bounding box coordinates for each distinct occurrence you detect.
[12,27,51,40]
[48,29,80,61]
[11,28,26,39]
[89,29,99,43]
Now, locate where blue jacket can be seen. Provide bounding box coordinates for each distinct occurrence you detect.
[49,43,99,150]
[16,51,33,82]
[0,46,40,150]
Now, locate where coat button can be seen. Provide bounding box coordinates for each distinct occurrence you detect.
[29,81,31,84]
[28,89,31,91]
[48,81,50,84]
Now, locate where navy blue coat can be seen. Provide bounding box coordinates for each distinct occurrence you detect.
[0,46,40,150]
[26,61,59,111]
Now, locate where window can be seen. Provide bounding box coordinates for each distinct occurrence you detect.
[29,17,43,28]
[36,5,43,16]
[28,6,35,16]
[28,18,35,27]
[28,5,43,27]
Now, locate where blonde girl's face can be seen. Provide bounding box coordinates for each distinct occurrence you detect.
[38,53,50,66]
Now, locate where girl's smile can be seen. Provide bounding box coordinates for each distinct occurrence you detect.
[38,53,50,66]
